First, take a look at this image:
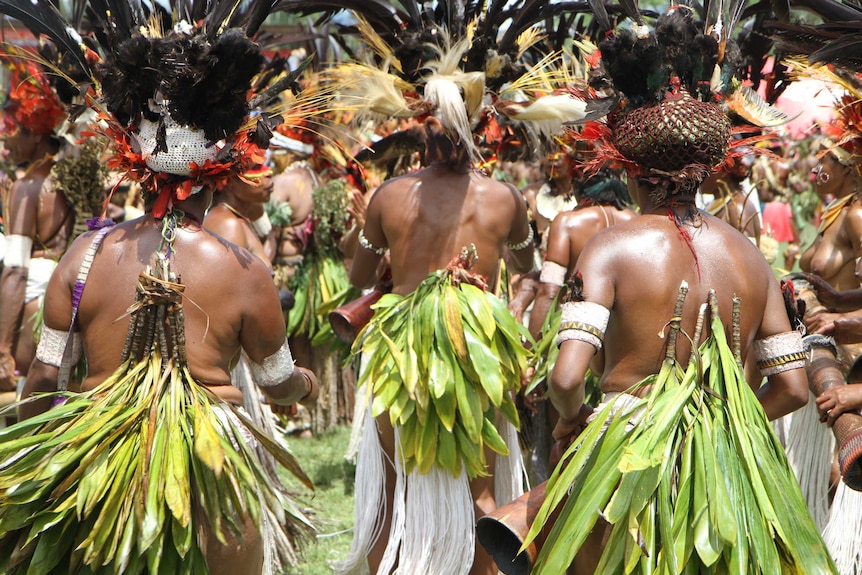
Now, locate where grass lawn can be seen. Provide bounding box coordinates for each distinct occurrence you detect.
[281,425,358,574]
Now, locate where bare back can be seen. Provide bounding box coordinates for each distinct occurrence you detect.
[578,210,785,393]
[6,169,74,259]
[366,165,528,294]
[549,205,638,272]
[271,165,315,226]
[43,215,284,403]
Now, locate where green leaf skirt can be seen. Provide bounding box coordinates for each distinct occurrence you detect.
[525,294,837,574]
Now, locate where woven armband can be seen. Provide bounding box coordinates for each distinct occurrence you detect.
[36,326,82,367]
[358,230,387,255]
[556,301,610,351]
[540,261,567,286]
[5,234,33,268]
[249,340,295,388]
[507,225,534,251]
[753,331,806,376]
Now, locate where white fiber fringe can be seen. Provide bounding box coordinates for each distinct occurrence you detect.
[383,426,475,575]
[494,413,528,507]
[347,357,372,461]
[334,400,384,575]
[337,402,477,574]
[772,392,834,530]
[823,479,862,574]
[232,354,299,573]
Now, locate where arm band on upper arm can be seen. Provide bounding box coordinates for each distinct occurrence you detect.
[753,331,806,376]
[556,301,610,351]
[540,261,567,286]
[358,230,387,255]
[5,235,32,268]
[507,225,534,251]
[249,339,295,388]
[36,326,82,367]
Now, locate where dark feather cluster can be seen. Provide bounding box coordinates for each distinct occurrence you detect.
[97,35,161,127]
[97,28,263,142]
[600,9,719,106]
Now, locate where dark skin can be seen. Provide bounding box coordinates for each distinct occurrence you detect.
[0,127,70,390]
[22,190,317,575]
[800,153,862,292]
[270,156,316,280]
[702,171,762,246]
[548,185,808,573]
[798,153,862,340]
[349,118,534,575]
[204,169,274,271]
[528,201,637,342]
[22,191,316,420]
[204,169,312,418]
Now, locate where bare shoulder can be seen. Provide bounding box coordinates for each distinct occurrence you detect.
[843,204,862,231]
[203,208,246,248]
[195,229,269,274]
[8,176,41,204]
[368,172,420,203]
[53,228,103,285]
[555,207,602,228]
[480,177,524,205]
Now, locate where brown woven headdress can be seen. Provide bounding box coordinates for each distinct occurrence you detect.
[577,6,791,204]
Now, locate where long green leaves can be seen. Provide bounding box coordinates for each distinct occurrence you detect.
[0,353,312,575]
[288,251,360,350]
[354,271,532,478]
[524,294,837,574]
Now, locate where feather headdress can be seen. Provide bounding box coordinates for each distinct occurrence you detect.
[0,45,67,136]
[0,0,324,219]
[783,58,862,169]
[574,6,791,202]
[284,0,611,166]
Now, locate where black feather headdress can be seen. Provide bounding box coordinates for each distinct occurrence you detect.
[0,0,302,218]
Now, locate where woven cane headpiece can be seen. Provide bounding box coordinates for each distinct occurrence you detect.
[577,6,794,203]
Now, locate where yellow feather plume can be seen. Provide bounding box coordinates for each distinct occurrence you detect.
[325,63,415,118]
[356,16,403,74]
[516,27,546,60]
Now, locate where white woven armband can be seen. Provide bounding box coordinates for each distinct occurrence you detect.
[36,326,82,367]
[249,339,295,388]
[540,261,567,286]
[5,234,32,268]
[752,331,806,376]
[556,301,610,351]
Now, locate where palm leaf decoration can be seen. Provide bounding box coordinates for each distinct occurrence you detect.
[524,285,837,574]
[353,246,532,479]
[0,252,312,575]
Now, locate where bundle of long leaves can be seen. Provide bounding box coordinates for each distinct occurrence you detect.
[287,252,360,350]
[0,260,313,574]
[354,264,531,478]
[524,290,837,574]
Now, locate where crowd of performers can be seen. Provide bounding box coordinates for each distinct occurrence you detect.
[2,0,862,574]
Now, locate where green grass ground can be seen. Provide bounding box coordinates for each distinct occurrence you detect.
[281,425,358,575]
